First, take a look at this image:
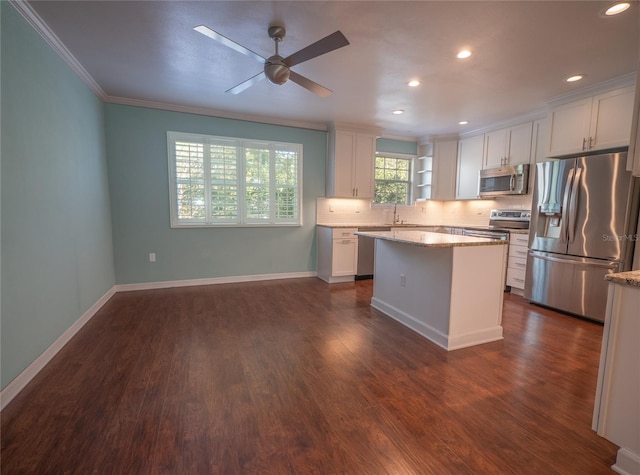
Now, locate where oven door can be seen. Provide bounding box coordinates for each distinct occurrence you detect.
[461,229,508,241]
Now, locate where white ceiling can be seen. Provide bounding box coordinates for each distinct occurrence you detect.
[24,0,640,139]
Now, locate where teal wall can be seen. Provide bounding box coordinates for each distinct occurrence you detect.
[1,4,115,388]
[104,104,326,284]
[377,137,418,155]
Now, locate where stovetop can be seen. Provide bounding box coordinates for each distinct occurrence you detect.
[487,209,531,231]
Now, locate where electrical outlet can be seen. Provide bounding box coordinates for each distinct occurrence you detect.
[355,207,360,213]
[400,274,406,287]
[149,253,156,262]
[329,205,334,213]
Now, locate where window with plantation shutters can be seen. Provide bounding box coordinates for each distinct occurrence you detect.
[168,132,302,227]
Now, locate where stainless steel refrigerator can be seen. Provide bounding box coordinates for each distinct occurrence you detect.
[525,150,639,322]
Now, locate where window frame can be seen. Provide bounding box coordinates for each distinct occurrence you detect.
[167,131,303,228]
[372,152,416,206]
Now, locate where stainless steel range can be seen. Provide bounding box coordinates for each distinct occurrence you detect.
[462,209,531,290]
[462,209,531,239]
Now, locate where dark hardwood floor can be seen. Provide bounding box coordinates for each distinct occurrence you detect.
[1,278,617,474]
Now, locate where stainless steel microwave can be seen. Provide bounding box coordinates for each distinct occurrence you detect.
[479,164,530,197]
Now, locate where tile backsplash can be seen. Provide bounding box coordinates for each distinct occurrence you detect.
[316,196,532,226]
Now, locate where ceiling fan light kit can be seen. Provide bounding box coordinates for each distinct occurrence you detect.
[194,24,349,97]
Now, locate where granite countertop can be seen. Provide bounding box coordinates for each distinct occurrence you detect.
[354,230,508,248]
[318,223,529,233]
[605,270,640,288]
[317,223,423,228]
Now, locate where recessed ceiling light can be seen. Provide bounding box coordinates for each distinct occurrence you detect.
[457,50,472,59]
[565,74,585,83]
[458,121,469,125]
[407,80,421,87]
[392,109,405,115]
[605,2,631,15]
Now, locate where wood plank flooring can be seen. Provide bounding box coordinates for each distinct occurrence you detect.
[1,278,618,474]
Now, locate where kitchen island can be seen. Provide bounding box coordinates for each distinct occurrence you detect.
[355,230,508,351]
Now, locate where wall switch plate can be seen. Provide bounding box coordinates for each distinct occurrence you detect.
[149,253,156,262]
[400,274,406,287]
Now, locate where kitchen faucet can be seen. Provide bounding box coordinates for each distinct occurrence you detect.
[393,204,399,224]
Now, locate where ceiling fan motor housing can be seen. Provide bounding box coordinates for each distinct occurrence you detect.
[265,56,290,85]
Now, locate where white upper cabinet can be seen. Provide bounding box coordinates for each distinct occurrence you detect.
[483,128,508,169]
[590,86,635,151]
[456,134,484,200]
[548,85,635,157]
[432,140,458,200]
[326,126,376,198]
[531,117,549,163]
[483,122,533,169]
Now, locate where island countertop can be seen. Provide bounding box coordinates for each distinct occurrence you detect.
[605,270,640,288]
[355,230,508,248]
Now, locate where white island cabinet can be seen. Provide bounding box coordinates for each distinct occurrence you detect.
[593,270,640,475]
[356,230,508,351]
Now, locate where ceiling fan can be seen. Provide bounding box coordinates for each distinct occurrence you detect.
[194,24,349,97]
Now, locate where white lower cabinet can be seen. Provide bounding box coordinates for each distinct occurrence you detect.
[507,232,529,293]
[593,278,640,474]
[317,227,358,283]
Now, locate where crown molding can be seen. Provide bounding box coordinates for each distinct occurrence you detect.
[378,133,420,143]
[459,108,548,139]
[546,72,637,108]
[9,0,108,100]
[104,95,329,131]
[420,133,460,144]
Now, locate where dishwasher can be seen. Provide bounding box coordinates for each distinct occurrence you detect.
[356,226,391,279]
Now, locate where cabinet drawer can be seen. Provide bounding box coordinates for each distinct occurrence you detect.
[508,256,527,271]
[510,233,529,246]
[509,245,529,259]
[507,268,526,289]
[332,228,357,239]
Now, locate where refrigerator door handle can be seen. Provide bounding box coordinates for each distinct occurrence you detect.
[568,167,582,244]
[528,251,620,269]
[560,168,575,244]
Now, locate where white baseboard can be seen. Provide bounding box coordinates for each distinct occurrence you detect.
[612,447,640,475]
[115,271,317,292]
[0,286,117,411]
[371,297,450,350]
[371,297,503,351]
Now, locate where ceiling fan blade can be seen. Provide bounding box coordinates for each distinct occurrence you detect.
[288,71,332,97]
[194,25,265,64]
[226,71,266,94]
[284,31,349,67]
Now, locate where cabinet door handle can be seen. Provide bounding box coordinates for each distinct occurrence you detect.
[582,137,587,151]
